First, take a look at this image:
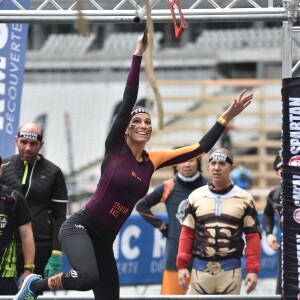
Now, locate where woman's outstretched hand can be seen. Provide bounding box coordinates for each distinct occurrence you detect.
[134,34,148,56]
[221,89,253,122]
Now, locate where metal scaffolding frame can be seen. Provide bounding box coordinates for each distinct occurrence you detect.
[1,0,300,76]
[0,1,298,297]
[0,0,292,23]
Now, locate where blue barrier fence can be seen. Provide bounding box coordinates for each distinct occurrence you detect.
[62,212,280,286]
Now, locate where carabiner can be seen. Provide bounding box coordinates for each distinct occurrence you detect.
[167,0,187,40]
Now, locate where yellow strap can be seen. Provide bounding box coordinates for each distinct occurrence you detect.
[22,161,28,185]
[218,116,229,126]
[24,264,35,269]
[52,250,62,256]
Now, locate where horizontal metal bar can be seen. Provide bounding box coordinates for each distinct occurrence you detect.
[0,8,287,15]
[172,14,287,22]
[0,14,289,23]
[0,8,291,23]
[152,8,286,15]
[0,8,287,17]
[0,296,282,300]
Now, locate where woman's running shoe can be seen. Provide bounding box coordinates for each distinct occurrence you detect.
[13,273,42,300]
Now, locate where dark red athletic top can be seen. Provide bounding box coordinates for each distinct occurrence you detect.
[86,55,226,233]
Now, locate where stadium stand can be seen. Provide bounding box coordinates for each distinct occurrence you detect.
[100,31,163,56]
[187,27,282,52]
[23,25,285,207]
[41,33,96,54]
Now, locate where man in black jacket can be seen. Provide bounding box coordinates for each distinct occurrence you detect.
[263,151,282,294]
[0,123,68,279]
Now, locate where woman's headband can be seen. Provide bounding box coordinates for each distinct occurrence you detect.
[130,106,150,118]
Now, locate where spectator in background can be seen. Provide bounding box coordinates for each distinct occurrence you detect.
[231,162,252,189]
[0,123,68,279]
[263,151,282,295]
[0,155,35,295]
[177,148,261,295]
[136,155,208,295]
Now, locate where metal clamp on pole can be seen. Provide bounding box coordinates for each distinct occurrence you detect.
[168,0,187,39]
[283,0,300,22]
[134,0,161,23]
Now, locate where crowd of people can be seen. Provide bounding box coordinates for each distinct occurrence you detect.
[0,34,282,299]
[136,154,208,294]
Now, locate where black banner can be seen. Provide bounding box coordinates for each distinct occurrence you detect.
[282,77,300,300]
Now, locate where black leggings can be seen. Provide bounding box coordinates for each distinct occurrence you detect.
[59,215,119,300]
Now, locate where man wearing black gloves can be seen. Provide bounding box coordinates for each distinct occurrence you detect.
[136,156,207,294]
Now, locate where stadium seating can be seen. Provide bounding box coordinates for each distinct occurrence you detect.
[187,27,282,52]
[100,31,163,56]
[41,33,96,54]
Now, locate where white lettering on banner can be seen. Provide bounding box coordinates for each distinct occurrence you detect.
[0,59,7,100]
[289,98,300,296]
[0,23,25,136]
[0,24,8,131]
[296,234,300,288]
[152,229,166,257]
[293,176,300,207]
[121,225,141,260]
[113,225,141,260]
[117,261,139,275]
[150,258,164,273]
[0,99,4,129]
[5,24,24,136]
[113,233,120,260]
[114,225,166,260]
[0,24,9,49]
[289,98,300,154]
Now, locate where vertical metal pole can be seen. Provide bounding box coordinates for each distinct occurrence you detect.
[282,0,300,78]
[282,21,293,79]
[64,112,75,176]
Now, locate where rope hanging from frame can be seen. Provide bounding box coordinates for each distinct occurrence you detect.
[75,0,90,37]
[144,0,164,129]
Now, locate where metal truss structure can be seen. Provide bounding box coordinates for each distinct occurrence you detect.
[0,0,293,23]
[1,0,300,76]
